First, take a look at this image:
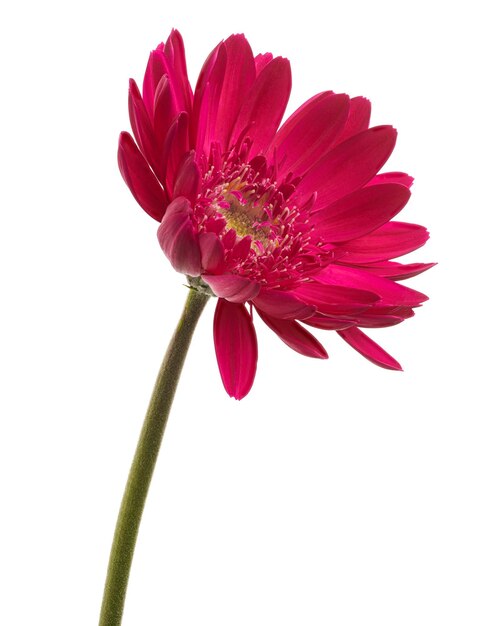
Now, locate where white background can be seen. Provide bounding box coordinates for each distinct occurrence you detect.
[1,1,500,624]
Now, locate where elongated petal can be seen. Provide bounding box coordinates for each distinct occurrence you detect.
[303,315,355,331]
[268,92,350,177]
[353,311,414,328]
[296,126,397,209]
[163,112,190,198]
[258,311,328,359]
[230,57,292,158]
[128,79,159,175]
[142,49,169,117]
[252,289,315,319]
[316,306,415,330]
[214,299,258,399]
[203,274,260,303]
[192,43,227,155]
[335,221,430,263]
[315,265,428,306]
[337,327,402,370]
[343,261,436,280]
[212,35,256,150]
[313,183,410,242]
[334,96,371,145]
[117,132,166,221]
[164,29,193,114]
[293,282,380,316]
[157,197,201,276]
[367,171,414,188]
[153,75,177,145]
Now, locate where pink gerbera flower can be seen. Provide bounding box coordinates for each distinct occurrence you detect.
[118,30,433,399]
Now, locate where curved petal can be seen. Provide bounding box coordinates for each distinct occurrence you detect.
[212,35,256,151]
[203,274,260,303]
[312,183,411,242]
[142,48,169,117]
[199,232,225,273]
[367,171,414,188]
[337,327,402,370]
[293,282,380,316]
[268,92,350,178]
[334,96,371,145]
[157,197,201,276]
[296,126,397,210]
[230,56,292,158]
[341,261,436,280]
[254,52,273,75]
[214,299,258,399]
[152,75,178,146]
[314,265,428,306]
[303,315,354,331]
[163,29,193,115]
[128,79,160,176]
[252,289,315,319]
[118,132,166,221]
[163,112,190,198]
[335,221,430,263]
[173,151,201,204]
[192,42,227,156]
[353,310,414,328]
[258,311,328,359]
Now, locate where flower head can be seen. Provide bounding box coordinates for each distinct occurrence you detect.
[118,30,433,399]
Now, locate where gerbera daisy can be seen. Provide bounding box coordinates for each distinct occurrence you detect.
[118,30,433,399]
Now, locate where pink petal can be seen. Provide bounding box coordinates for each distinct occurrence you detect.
[128,79,160,175]
[367,171,414,188]
[258,311,328,359]
[335,221,430,263]
[293,282,380,316]
[172,151,201,204]
[212,35,256,151]
[163,29,193,115]
[352,311,414,328]
[199,232,225,273]
[229,236,252,263]
[315,264,428,306]
[268,92,350,178]
[343,261,436,280]
[254,52,273,75]
[337,327,402,370]
[252,289,316,319]
[230,57,292,158]
[117,132,167,222]
[303,315,355,331]
[214,299,258,399]
[296,126,397,210]
[312,183,411,242]
[153,75,178,147]
[203,274,260,303]
[163,112,190,198]
[192,42,227,156]
[334,96,371,145]
[142,49,169,117]
[157,197,201,276]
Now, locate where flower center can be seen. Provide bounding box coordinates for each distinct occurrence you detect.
[194,154,328,288]
[217,177,273,245]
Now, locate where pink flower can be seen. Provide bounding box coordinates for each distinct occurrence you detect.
[118,30,434,400]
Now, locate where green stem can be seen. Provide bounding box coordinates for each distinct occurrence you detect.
[98,288,209,626]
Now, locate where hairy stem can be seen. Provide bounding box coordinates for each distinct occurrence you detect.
[98,288,209,626]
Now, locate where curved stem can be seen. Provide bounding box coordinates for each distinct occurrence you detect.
[98,288,209,626]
